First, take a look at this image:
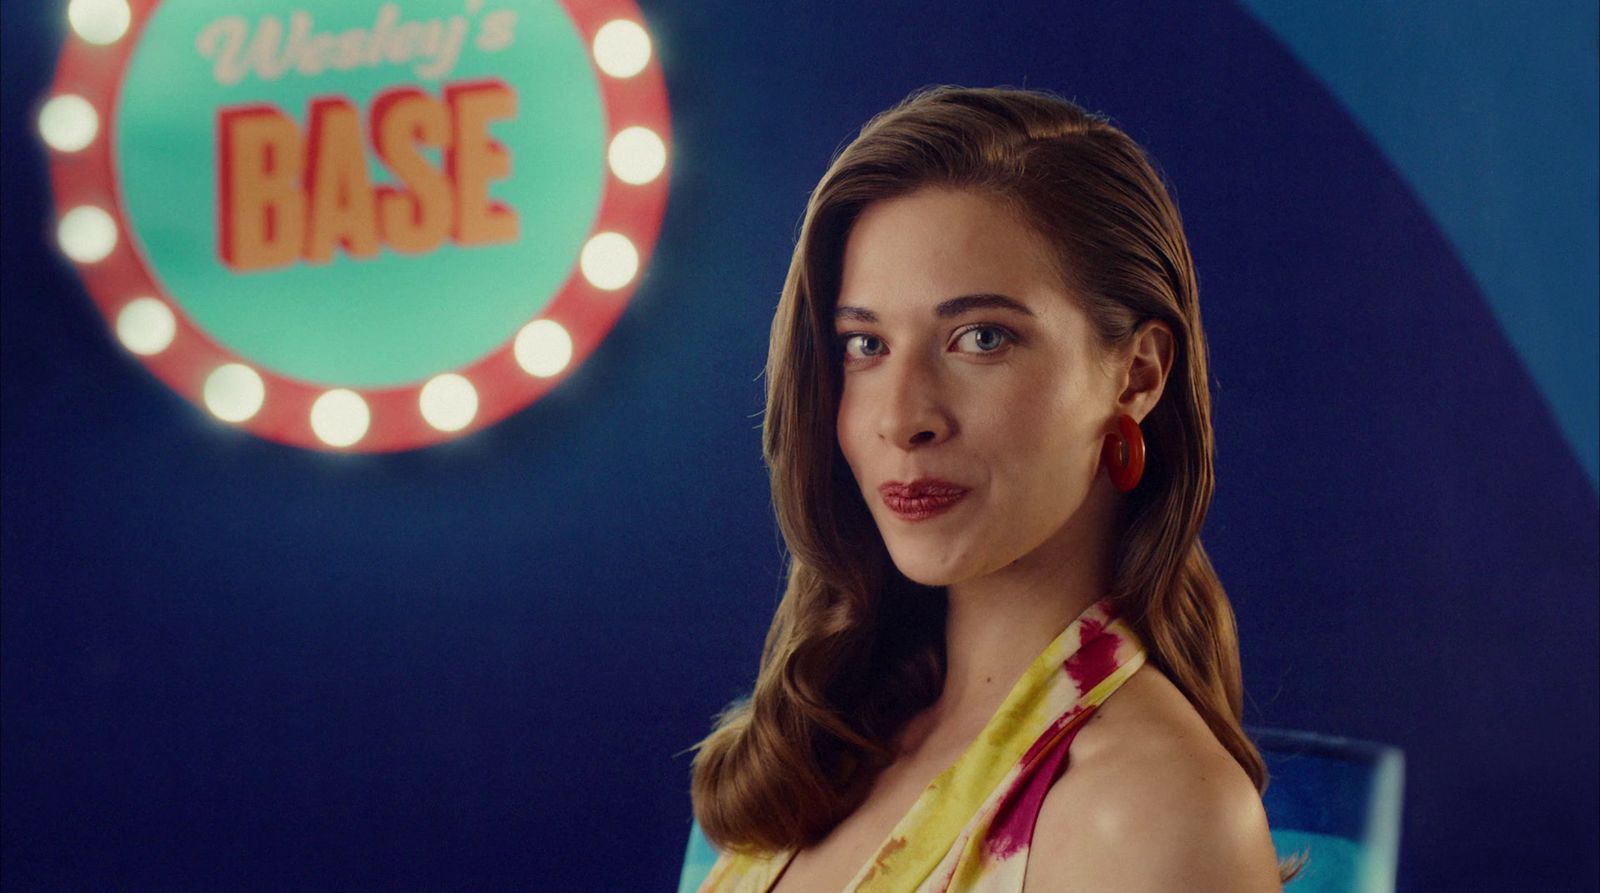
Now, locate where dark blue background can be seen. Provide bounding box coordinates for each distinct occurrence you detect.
[4,1,1596,890]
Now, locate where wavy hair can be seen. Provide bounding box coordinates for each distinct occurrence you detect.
[689,85,1305,885]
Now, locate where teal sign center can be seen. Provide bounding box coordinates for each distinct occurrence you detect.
[116,0,605,387]
[46,0,671,451]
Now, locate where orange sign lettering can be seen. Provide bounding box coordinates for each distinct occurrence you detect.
[218,79,517,271]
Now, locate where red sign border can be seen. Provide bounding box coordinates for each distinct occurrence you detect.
[44,0,671,452]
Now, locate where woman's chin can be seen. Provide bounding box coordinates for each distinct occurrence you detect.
[885,545,972,588]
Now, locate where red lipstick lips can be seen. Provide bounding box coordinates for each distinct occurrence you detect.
[879,478,969,521]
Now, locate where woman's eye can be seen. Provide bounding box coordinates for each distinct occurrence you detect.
[954,325,1015,354]
[839,333,886,361]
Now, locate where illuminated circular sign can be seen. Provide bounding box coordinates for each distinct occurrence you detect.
[41,0,670,451]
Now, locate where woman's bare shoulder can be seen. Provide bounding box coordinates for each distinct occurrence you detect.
[1021,664,1282,892]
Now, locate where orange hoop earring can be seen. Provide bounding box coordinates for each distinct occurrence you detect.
[1101,413,1145,492]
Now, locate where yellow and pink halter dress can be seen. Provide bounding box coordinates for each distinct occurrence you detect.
[696,597,1147,892]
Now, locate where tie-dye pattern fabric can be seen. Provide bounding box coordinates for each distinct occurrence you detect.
[696,598,1147,893]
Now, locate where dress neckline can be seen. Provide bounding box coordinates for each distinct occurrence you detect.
[758,596,1147,893]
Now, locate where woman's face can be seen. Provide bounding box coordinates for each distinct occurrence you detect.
[834,187,1123,588]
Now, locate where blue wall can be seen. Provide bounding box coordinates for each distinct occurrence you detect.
[3,2,1595,890]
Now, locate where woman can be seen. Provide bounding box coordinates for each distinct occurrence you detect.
[689,85,1306,891]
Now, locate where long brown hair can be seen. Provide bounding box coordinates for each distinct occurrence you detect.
[689,85,1305,884]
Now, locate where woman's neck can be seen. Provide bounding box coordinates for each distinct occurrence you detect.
[928,491,1117,740]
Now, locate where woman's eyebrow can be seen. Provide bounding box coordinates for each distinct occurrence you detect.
[934,293,1036,319]
[834,293,1036,323]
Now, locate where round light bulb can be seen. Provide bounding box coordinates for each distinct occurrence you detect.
[579,232,639,291]
[67,0,132,45]
[115,297,176,356]
[203,363,265,423]
[38,94,99,152]
[514,319,574,378]
[607,126,667,185]
[57,205,118,263]
[310,389,370,448]
[419,373,479,432]
[592,20,651,78]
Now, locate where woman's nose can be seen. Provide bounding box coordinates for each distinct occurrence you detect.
[876,353,955,450]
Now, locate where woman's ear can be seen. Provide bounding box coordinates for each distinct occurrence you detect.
[1115,320,1175,422]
